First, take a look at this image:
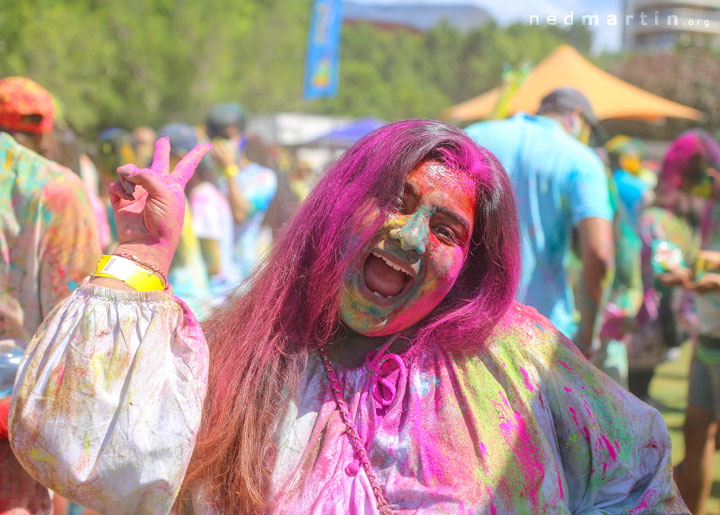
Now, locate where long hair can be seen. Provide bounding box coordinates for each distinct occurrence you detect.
[181,120,520,512]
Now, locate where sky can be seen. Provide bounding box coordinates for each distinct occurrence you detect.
[352,0,625,53]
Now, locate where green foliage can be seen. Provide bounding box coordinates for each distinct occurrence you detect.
[313,21,588,121]
[0,0,590,135]
[0,0,269,133]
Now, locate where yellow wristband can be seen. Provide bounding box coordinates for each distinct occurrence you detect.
[93,255,165,291]
[223,164,239,178]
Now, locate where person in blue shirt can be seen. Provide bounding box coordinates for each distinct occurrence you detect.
[466,88,614,358]
[206,103,277,280]
[606,135,650,229]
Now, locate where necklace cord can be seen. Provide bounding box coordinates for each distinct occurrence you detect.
[318,345,394,514]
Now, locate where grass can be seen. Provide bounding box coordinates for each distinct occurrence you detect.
[651,341,720,514]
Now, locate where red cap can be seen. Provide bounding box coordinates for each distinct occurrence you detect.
[0,77,55,134]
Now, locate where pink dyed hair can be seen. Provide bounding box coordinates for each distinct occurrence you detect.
[182,120,520,512]
[659,129,720,194]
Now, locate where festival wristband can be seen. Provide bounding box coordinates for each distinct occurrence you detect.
[223,164,239,178]
[93,255,165,291]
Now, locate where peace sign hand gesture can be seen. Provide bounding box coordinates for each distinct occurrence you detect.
[107,137,211,281]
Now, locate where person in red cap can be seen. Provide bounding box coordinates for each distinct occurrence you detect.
[0,76,101,514]
[0,76,56,156]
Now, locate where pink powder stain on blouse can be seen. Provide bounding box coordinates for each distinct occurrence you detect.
[555,463,565,500]
[600,434,617,461]
[568,406,591,443]
[518,367,535,393]
[485,485,497,515]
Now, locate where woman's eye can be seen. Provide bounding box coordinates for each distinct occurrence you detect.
[434,225,457,242]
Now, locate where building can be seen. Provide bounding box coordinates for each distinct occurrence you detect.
[623,0,720,50]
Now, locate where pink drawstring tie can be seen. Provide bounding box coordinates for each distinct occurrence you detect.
[364,342,406,413]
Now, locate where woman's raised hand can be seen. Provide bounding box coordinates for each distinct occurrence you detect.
[108,137,211,278]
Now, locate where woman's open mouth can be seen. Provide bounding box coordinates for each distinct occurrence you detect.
[360,250,416,305]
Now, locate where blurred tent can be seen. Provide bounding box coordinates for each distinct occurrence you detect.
[441,45,702,123]
[308,117,385,148]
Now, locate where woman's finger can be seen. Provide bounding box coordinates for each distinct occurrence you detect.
[173,143,212,187]
[150,137,171,175]
[108,180,134,205]
[118,167,168,198]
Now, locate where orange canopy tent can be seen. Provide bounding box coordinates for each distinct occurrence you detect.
[441,45,702,123]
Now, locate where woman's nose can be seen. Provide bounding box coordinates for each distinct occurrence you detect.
[389,211,429,254]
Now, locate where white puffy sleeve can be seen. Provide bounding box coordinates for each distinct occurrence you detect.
[9,281,209,514]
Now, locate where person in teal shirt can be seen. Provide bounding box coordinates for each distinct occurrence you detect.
[466,88,614,357]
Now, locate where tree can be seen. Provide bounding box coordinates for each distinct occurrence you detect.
[608,48,720,137]
[0,1,594,134]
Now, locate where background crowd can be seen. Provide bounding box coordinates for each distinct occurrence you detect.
[3,2,720,513]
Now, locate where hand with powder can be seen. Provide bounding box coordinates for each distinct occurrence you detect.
[106,137,211,280]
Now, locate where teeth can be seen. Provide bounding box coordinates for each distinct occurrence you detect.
[372,252,411,277]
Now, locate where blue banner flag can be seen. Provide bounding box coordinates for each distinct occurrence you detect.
[303,0,344,100]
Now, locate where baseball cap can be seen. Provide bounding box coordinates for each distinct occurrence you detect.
[206,102,246,138]
[158,122,199,155]
[539,88,599,131]
[0,77,55,134]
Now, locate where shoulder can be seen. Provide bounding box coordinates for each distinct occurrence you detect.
[484,302,569,365]
[3,135,87,206]
[557,137,604,175]
[640,206,694,245]
[41,167,90,206]
[615,170,647,190]
[466,116,524,139]
[237,162,277,188]
[640,207,683,233]
[448,303,588,408]
[2,133,70,186]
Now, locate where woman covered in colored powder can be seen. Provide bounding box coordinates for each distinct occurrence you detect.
[626,131,717,403]
[9,121,686,513]
[663,130,720,515]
